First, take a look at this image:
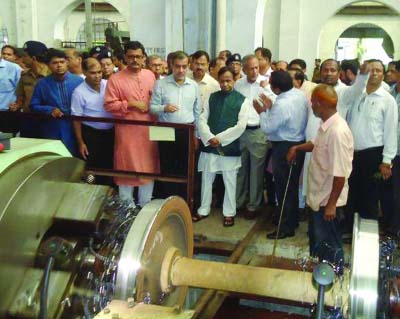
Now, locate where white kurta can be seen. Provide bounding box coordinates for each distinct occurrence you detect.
[197,91,250,217]
[198,95,250,172]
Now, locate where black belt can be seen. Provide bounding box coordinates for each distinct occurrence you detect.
[354,146,383,153]
[246,125,260,130]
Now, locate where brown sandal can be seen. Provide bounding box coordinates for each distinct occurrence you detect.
[192,214,209,222]
[223,217,235,227]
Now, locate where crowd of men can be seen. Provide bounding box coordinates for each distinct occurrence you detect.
[1,40,399,267]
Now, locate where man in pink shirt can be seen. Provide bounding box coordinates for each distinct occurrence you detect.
[105,41,159,209]
[287,84,354,270]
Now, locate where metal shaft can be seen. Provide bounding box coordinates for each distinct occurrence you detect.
[168,255,348,307]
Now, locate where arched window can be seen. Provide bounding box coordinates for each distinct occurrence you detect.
[76,18,113,46]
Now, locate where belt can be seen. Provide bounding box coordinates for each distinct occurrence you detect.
[246,125,260,130]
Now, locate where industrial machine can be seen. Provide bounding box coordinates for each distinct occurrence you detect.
[1,138,399,319]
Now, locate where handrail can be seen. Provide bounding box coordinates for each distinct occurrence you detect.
[3,111,196,213]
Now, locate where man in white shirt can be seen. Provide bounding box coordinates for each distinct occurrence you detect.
[71,58,114,185]
[346,59,398,221]
[302,60,368,213]
[188,50,220,105]
[255,47,273,82]
[287,84,353,270]
[234,55,275,219]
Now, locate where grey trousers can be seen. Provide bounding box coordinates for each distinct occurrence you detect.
[236,128,269,211]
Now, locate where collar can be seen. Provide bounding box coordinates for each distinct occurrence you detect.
[52,71,70,82]
[196,72,213,85]
[334,79,346,90]
[277,87,296,98]
[166,74,191,86]
[0,58,6,68]
[84,79,105,93]
[320,112,340,132]
[367,85,386,97]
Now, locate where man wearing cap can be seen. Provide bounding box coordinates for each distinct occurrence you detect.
[12,41,51,137]
[71,58,114,184]
[0,44,22,134]
[89,46,106,58]
[105,41,159,209]
[226,53,242,82]
[97,49,115,80]
[65,48,84,78]
[30,49,84,155]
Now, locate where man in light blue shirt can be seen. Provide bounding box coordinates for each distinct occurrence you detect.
[150,51,201,199]
[0,54,22,134]
[150,51,200,125]
[255,70,308,239]
[71,58,114,184]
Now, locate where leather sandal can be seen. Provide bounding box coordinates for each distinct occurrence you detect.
[192,214,209,222]
[223,217,235,227]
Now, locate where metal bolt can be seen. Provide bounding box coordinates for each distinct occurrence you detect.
[61,297,71,308]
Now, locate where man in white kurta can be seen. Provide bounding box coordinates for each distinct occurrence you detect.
[196,67,249,226]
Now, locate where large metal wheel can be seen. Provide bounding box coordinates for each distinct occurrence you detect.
[115,196,193,309]
[349,213,380,318]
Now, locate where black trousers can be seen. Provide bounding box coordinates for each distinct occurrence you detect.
[156,128,189,199]
[380,155,400,233]
[347,146,384,221]
[271,141,305,233]
[0,111,19,136]
[81,124,114,185]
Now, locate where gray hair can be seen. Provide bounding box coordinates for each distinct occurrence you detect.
[242,54,258,67]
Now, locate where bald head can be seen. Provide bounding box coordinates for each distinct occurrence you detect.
[82,58,102,89]
[312,84,338,108]
[311,84,338,119]
[82,57,100,71]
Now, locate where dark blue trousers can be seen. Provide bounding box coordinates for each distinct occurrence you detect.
[309,206,344,269]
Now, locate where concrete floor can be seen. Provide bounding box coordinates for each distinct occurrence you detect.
[193,206,351,263]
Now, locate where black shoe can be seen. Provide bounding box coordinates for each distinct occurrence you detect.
[244,210,257,220]
[266,229,295,240]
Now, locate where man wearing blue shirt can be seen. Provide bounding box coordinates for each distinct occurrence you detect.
[150,51,201,198]
[0,50,22,134]
[30,49,83,155]
[255,70,308,239]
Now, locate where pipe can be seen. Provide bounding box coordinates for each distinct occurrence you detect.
[39,256,55,319]
[169,256,348,307]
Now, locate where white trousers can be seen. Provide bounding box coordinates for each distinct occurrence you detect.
[119,182,154,208]
[198,170,238,217]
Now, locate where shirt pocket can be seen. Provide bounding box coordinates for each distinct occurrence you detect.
[313,142,329,171]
